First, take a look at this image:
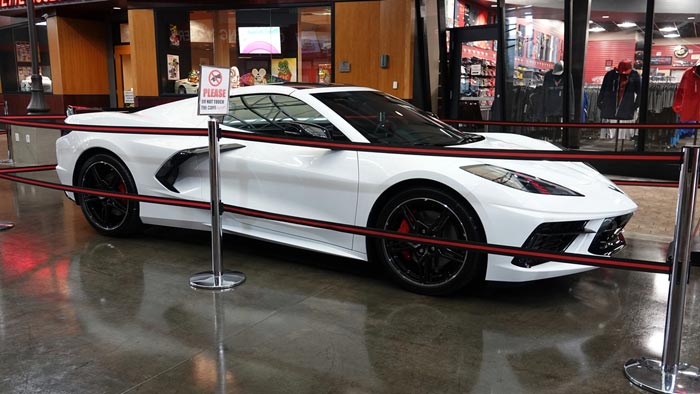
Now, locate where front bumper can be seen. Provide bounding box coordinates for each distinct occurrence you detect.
[483,208,636,282]
[511,213,633,268]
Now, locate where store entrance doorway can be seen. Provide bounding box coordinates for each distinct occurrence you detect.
[114,45,133,108]
[446,25,501,129]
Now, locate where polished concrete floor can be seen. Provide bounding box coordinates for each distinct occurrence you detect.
[1,172,700,393]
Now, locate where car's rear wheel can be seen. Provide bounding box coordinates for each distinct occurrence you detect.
[77,153,142,236]
[178,86,187,95]
[371,187,486,296]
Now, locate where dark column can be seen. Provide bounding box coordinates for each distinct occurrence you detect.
[563,0,591,149]
[413,0,432,111]
[436,0,448,118]
[495,0,507,122]
[26,0,49,114]
[571,0,591,125]
[562,0,572,146]
[637,0,655,152]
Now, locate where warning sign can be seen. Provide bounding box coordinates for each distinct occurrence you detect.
[198,65,231,116]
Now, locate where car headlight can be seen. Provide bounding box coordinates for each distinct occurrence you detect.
[461,164,583,196]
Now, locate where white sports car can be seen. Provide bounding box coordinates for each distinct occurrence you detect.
[56,85,637,295]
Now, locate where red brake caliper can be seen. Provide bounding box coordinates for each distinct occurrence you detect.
[397,219,413,262]
[117,182,127,207]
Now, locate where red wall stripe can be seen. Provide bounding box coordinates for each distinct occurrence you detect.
[584,39,637,83]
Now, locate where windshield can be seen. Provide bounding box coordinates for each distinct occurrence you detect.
[312,91,483,146]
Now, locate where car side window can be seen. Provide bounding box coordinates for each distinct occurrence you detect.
[223,94,347,141]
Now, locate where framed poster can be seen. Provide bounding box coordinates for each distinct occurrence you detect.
[17,65,32,91]
[650,56,672,66]
[15,41,31,63]
[318,63,331,84]
[271,58,297,82]
[167,54,180,81]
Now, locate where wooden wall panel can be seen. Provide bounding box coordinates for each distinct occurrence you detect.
[334,0,414,99]
[47,17,63,94]
[128,9,159,97]
[47,16,109,95]
[335,2,381,89]
[378,0,414,97]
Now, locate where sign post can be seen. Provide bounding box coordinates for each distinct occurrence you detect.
[190,65,246,290]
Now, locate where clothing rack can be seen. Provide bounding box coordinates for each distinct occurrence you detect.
[584,81,678,123]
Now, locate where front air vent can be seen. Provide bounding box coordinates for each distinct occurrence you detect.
[512,220,588,268]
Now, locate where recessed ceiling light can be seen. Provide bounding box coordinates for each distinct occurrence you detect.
[589,26,606,32]
[659,26,677,32]
[689,17,696,20]
[524,11,532,15]
[617,22,637,28]
[664,33,681,38]
[602,15,610,19]
[113,6,121,10]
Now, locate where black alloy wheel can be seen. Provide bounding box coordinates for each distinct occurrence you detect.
[372,187,485,295]
[77,153,142,236]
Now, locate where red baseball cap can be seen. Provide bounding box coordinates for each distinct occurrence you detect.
[617,59,633,75]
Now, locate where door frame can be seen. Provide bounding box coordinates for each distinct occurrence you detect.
[114,44,131,108]
[446,24,501,120]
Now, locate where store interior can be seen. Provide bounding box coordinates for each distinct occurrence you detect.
[448,0,700,152]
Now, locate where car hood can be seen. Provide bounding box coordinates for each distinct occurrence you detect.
[468,132,562,151]
[458,133,626,198]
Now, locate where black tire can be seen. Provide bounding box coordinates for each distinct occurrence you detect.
[370,187,486,296]
[178,86,187,95]
[76,153,142,236]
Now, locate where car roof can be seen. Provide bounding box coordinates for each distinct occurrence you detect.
[229,84,377,96]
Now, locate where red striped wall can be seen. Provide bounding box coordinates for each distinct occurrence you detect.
[584,39,636,83]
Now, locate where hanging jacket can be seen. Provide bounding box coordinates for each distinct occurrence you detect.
[597,69,641,120]
[541,70,575,118]
[673,67,700,122]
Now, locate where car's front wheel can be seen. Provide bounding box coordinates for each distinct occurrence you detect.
[76,153,142,236]
[371,187,486,296]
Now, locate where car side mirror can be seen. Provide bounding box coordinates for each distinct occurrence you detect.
[283,122,331,140]
[419,109,439,120]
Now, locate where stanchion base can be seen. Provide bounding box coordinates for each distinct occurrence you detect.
[190,271,246,290]
[0,221,14,232]
[624,358,700,393]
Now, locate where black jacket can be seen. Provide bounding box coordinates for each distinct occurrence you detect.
[597,69,641,120]
[540,71,575,119]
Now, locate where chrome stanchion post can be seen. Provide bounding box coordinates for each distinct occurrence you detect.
[1,100,12,165]
[624,146,700,393]
[190,117,245,290]
[0,100,15,231]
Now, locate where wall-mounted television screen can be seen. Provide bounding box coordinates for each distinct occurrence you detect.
[238,26,282,55]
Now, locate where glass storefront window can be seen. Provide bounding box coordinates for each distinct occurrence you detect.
[0,22,52,94]
[445,0,495,28]
[155,6,332,96]
[503,1,565,141]
[441,0,498,125]
[299,7,332,84]
[583,0,647,152]
[643,6,700,152]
